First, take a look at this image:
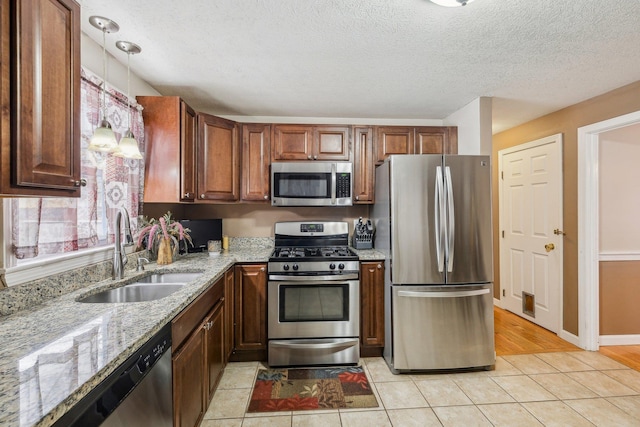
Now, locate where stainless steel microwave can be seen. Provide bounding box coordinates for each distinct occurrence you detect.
[271,162,353,207]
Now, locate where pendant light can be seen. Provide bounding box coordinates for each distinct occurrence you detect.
[88,16,120,152]
[113,41,143,159]
[430,0,476,6]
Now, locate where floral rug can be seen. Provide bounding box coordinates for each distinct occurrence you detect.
[247,366,379,412]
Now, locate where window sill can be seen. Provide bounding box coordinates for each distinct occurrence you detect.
[2,246,131,287]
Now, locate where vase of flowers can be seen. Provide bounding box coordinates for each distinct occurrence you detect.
[137,211,192,264]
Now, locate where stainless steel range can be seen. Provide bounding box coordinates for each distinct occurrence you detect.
[268,221,360,367]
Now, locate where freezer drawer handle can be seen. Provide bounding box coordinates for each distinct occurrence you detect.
[269,339,358,350]
[397,289,490,298]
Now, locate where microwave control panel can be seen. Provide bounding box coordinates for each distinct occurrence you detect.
[336,173,351,198]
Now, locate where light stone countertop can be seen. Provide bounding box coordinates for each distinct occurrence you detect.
[0,243,385,427]
[0,246,272,427]
[352,248,386,260]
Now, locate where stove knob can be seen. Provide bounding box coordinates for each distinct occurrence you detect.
[329,263,336,270]
[283,264,289,271]
[338,263,345,270]
[292,264,299,271]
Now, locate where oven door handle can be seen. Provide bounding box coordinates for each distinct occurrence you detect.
[270,339,359,350]
[268,273,359,282]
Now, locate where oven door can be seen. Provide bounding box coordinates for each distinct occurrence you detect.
[268,275,360,339]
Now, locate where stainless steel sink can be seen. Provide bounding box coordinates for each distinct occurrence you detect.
[135,272,203,284]
[79,283,186,303]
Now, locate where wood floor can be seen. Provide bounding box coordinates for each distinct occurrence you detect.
[495,306,640,370]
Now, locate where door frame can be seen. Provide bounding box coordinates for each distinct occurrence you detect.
[577,110,640,351]
[497,133,563,333]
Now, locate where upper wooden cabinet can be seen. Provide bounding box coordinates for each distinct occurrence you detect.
[1,0,81,197]
[241,124,271,202]
[139,96,197,202]
[197,113,240,201]
[353,127,374,204]
[375,126,458,164]
[272,125,350,161]
[415,126,458,155]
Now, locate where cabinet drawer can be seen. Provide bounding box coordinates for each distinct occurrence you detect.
[172,277,224,351]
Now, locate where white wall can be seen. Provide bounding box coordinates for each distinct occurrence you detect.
[599,123,640,254]
[81,32,160,97]
[444,97,492,155]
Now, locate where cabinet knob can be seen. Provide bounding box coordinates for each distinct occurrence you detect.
[377,264,382,269]
[72,178,87,187]
[184,192,191,198]
[307,155,312,160]
[200,194,205,199]
[260,267,265,272]
[263,195,268,200]
[355,196,359,201]
[313,155,317,160]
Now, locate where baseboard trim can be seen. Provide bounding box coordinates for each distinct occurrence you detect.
[600,334,640,346]
[559,329,581,348]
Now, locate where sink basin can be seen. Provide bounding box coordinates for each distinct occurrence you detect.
[134,272,204,284]
[79,283,186,303]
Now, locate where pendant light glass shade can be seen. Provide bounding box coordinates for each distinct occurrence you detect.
[114,41,143,160]
[430,0,476,6]
[88,16,119,152]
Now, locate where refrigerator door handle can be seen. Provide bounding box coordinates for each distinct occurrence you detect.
[397,288,490,298]
[435,166,445,273]
[445,166,455,273]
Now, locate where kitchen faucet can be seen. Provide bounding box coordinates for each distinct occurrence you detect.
[113,207,134,280]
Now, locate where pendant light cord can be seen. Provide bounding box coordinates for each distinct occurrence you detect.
[101,28,107,122]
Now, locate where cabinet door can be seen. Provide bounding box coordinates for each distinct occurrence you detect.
[360,261,385,352]
[415,126,458,155]
[205,300,225,402]
[375,127,414,164]
[224,268,235,360]
[173,325,206,427]
[197,113,239,201]
[234,264,267,352]
[272,125,313,160]
[241,124,271,202]
[7,0,81,196]
[180,102,197,201]
[353,127,374,204]
[315,126,350,161]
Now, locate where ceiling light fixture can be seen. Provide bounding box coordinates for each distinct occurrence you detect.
[430,0,476,7]
[88,16,120,152]
[113,41,143,160]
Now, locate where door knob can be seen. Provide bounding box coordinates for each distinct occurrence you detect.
[553,229,566,236]
[545,243,555,252]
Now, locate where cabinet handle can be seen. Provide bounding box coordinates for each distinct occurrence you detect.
[72,179,87,187]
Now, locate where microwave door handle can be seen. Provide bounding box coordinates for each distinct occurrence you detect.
[331,163,337,205]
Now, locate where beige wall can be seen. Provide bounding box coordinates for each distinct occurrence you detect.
[599,261,640,335]
[492,80,640,336]
[144,203,370,238]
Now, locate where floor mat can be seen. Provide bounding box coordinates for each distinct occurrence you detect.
[247,366,379,412]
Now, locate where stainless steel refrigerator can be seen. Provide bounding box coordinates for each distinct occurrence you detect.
[372,155,495,372]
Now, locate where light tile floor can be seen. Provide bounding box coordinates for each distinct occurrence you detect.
[199,352,640,426]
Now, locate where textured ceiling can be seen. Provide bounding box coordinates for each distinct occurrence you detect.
[78,0,640,133]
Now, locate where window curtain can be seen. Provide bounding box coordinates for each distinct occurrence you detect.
[11,67,145,259]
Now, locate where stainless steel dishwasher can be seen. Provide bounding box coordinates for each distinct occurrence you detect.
[53,324,173,427]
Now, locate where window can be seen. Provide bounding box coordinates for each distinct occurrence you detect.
[7,68,145,271]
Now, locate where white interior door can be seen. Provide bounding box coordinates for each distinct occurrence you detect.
[499,134,563,332]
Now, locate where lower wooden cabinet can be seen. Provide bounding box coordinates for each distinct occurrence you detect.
[172,276,225,427]
[232,263,267,361]
[360,261,385,357]
[224,268,235,360]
